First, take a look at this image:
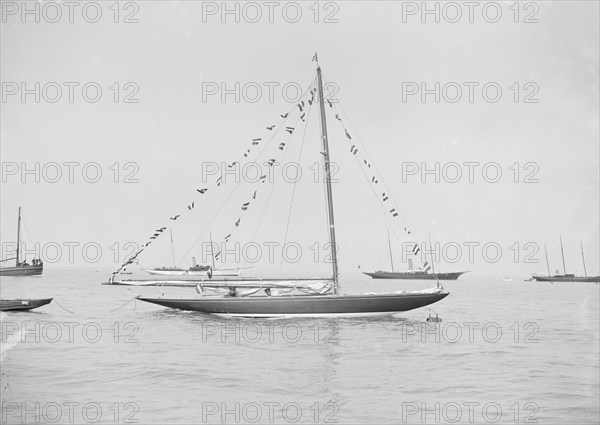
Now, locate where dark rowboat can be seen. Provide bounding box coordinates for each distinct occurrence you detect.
[0,298,53,311]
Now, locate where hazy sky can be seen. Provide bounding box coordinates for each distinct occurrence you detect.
[1,0,598,277]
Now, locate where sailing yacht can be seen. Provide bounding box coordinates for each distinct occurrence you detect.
[0,207,43,276]
[109,58,449,317]
[532,238,599,282]
[363,232,468,280]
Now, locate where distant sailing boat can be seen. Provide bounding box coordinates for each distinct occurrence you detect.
[532,237,599,283]
[0,207,43,276]
[145,230,241,277]
[109,57,449,317]
[363,232,468,280]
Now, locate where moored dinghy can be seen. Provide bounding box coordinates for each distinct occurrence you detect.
[110,56,450,317]
[0,298,53,312]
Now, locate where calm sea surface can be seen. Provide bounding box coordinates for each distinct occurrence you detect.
[1,269,598,424]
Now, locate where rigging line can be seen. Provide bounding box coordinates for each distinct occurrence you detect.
[279,97,314,275]
[322,75,419,243]
[251,108,304,244]
[174,81,317,267]
[249,71,317,162]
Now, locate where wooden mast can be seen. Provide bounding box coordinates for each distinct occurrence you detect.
[16,207,21,266]
[209,232,216,270]
[559,236,566,274]
[580,241,588,277]
[316,57,340,294]
[387,230,394,272]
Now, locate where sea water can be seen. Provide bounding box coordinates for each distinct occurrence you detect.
[1,269,598,424]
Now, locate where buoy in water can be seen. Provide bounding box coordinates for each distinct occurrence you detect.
[426,309,442,323]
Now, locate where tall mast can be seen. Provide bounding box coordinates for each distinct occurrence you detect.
[169,227,176,266]
[316,59,339,294]
[209,232,216,270]
[544,242,551,276]
[559,236,566,274]
[16,207,21,265]
[580,241,587,277]
[428,233,436,275]
[387,229,394,272]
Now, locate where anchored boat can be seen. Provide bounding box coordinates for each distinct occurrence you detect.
[0,207,43,276]
[363,232,468,280]
[532,238,599,283]
[0,298,52,311]
[109,56,450,317]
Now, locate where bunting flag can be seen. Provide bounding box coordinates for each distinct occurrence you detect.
[327,99,333,108]
[112,78,320,280]
[390,208,399,217]
[350,145,358,155]
[413,245,420,255]
[382,193,388,202]
[371,177,378,184]
[214,251,221,260]
[345,130,352,140]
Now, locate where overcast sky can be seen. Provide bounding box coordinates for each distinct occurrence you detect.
[1,1,598,277]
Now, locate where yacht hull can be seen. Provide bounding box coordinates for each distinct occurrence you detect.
[532,275,599,283]
[138,292,449,317]
[363,271,466,280]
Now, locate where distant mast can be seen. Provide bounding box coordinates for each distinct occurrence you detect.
[580,241,588,277]
[316,56,339,294]
[428,233,436,275]
[387,230,394,272]
[559,236,567,274]
[544,242,551,276]
[16,207,21,266]
[169,227,176,267]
